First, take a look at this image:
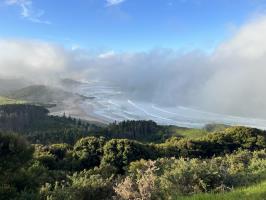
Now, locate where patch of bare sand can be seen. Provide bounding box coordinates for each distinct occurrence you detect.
[49,97,108,125]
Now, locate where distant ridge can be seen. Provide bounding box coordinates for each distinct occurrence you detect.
[0,78,30,95]
[6,85,76,104]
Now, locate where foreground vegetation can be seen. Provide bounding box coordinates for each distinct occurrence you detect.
[1,104,266,199]
[179,180,266,200]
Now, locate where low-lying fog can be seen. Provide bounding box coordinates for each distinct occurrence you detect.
[2,16,266,128]
[64,80,266,129]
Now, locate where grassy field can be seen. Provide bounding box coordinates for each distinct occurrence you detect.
[167,123,230,139]
[0,96,25,105]
[168,126,208,139]
[178,180,266,200]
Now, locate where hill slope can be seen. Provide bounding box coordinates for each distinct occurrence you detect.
[7,85,78,104]
[0,78,30,95]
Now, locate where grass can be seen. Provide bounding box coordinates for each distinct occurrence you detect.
[166,123,230,139]
[178,180,266,200]
[0,96,25,105]
[168,126,208,139]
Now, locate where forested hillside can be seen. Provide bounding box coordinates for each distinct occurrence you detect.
[0,104,186,144]
[1,104,266,200]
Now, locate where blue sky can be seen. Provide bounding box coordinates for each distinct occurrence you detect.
[1,0,266,52]
[2,1,266,118]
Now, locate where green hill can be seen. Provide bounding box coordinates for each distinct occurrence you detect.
[0,78,30,95]
[6,85,78,105]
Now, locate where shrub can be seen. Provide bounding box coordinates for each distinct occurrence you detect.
[0,132,33,171]
[101,139,153,172]
[114,160,159,200]
[73,137,106,169]
[40,165,116,200]
[114,150,266,199]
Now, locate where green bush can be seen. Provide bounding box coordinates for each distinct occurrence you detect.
[34,143,75,170]
[115,149,266,199]
[0,133,36,199]
[0,132,33,171]
[73,136,106,169]
[40,165,116,200]
[101,139,153,172]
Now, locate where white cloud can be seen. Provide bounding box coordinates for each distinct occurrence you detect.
[2,16,266,118]
[106,0,126,6]
[71,44,81,51]
[0,39,67,80]
[197,16,266,117]
[98,50,116,58]
[5,0,50,24]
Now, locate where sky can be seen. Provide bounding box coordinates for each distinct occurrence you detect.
[1,0,266,52]
[2,0,266,119]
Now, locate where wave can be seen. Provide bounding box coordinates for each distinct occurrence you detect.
[152,105,183,116]
[127,100,176,123]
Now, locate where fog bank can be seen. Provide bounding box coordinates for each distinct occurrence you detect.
[1,16,266,118]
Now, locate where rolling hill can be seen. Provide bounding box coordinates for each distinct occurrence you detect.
[0,78,31,95]
[6,85,80,105]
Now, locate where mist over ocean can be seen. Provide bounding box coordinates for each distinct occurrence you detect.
[70,80,266,129]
